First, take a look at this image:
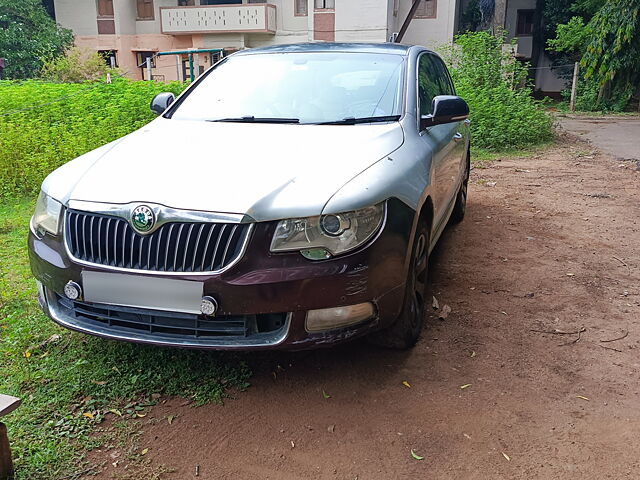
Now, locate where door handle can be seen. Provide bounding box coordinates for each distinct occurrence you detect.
[464,119,471,125]
[453,132,464,142]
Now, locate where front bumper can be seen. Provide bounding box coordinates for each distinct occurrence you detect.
[29,199,414,350]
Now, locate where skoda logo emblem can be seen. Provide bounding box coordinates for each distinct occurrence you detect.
[131,205,155,234]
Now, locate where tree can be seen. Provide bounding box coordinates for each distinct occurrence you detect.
[548,0,640,109]
[581,0,640,89]
[0,0,73,79]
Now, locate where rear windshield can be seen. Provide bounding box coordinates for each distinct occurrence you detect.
[168,52,405,124]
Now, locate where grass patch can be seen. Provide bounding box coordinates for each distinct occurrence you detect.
[471,141,556,168]
[0,198,251,479]
[0,79,186,198]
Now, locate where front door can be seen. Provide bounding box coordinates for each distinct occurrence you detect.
[417,53,459,236]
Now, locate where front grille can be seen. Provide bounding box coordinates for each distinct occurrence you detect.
[65,210,251,273]
[55,294,287,340]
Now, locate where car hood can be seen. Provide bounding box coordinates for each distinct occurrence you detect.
[60,118,404,222]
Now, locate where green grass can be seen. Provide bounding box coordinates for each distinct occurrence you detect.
[0,79,186,198]
[470,141,557,168]
[0,198,251,479]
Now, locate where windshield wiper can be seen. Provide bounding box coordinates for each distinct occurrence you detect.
[315,115,401,125]
[208,116,300,124]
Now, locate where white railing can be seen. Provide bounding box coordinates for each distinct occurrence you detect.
[160,4,276,35]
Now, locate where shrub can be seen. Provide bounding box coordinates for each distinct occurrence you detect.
[40,47,115,83]
[443,32,554,151]
[0,79,186,198]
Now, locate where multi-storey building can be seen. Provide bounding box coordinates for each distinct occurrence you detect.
[47,0,460,82]
[50,0,564,92]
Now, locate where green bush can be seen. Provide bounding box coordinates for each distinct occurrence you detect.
[444,32,554,151]
[40,47,116,83]
[0,79,186,198]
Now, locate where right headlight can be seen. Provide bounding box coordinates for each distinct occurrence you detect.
[270,203,385,260]
[31,191,63,237]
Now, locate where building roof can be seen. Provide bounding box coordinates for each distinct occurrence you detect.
[235,42,417,56]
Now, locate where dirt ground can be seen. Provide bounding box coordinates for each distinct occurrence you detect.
[89,135,640,479]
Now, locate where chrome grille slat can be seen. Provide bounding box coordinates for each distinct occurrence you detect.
[164,224,174,271]
[65,210,250,274]
[210,224,227,271]
[191,224,206,272]
[221,225,239,267]
[82,215,89,260]
[105,218,112,266]
[200,224,217,272]
[182,224,195,272]
[172,224,184,272]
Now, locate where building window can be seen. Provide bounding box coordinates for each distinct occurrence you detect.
[137,0,154,20]
[295,0,307,15]
[178,0,194,5]
[99,50,118,68]
[314,0,334,9]
[414,0,436,19]
[516,10,534,36]
[137,51,156,79]
[97,0,114,17]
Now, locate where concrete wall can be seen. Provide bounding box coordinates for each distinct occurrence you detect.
[393,0,459,50]
[113,0,136,35]
[334,0,388,43]
[54,0,98,35]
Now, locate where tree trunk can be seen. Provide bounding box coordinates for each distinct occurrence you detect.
[0,423,14,480]
[493,0,507,34]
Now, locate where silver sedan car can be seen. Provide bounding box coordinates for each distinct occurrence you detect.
[29,42,470,350]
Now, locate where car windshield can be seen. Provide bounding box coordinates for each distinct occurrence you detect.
[168,52,405,125]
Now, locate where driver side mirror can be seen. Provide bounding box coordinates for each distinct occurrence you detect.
[150,92,176,116]
[420,95,469,130]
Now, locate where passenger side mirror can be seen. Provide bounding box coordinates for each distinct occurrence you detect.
[420,95,469,130]
[150,92,176,115]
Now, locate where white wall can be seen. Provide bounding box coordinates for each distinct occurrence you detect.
[334,0,388,43]
[394,0,459,50]
[114,0,136,35]
[535,53,570,93]
[54,0,98,36]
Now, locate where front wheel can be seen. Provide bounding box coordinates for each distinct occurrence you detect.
[369,220,429,349]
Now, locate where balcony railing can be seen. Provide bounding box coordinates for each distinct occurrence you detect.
[160,4,276,35]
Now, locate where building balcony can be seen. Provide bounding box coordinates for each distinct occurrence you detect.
[160,4,276,35]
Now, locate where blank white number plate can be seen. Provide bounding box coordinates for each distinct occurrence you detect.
[82,271,203,314]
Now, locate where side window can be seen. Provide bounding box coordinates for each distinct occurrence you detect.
[417,54,440,116]
[430,55,455,96]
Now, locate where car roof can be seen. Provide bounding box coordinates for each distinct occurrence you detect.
[233,42,423,57]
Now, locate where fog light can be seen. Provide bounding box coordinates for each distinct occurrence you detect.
[64,281,82,300]
[201,296,218,316]
[305,302,375,333]
[301,248,332,260]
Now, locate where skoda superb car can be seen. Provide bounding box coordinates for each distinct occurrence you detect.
[29,43,470,350]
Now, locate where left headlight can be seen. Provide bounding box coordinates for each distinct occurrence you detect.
[31,191,63,237]
[270,203,385,260]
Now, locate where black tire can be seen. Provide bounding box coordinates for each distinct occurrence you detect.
[369,220,429,349]
[450,152,470,224]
